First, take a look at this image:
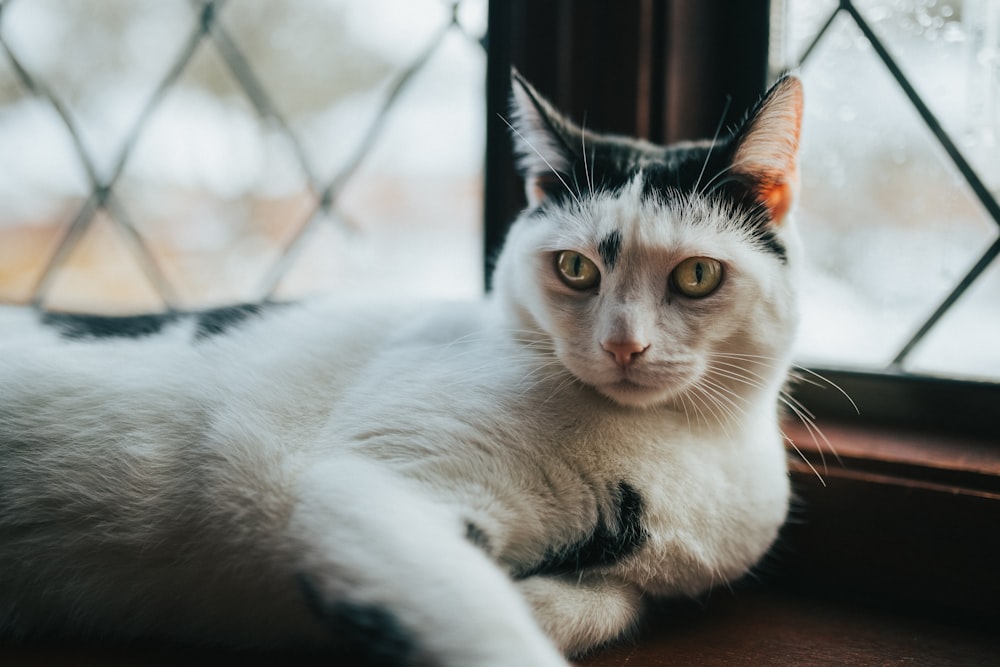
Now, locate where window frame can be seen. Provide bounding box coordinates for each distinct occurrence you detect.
[485,0,1000,622]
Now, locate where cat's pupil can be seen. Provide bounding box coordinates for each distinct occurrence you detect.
[694,262,704,283]
[573,255,582,276]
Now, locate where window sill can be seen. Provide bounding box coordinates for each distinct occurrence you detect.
[5,585,997,666]
[776,420,1000,619]
[578,585,1000,666]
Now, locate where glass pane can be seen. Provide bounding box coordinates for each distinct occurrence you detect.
[1,0,196,179]
[907,252,1000,379]
[0,49,90,304]
[853,0,1000,197]
[0,0,487,311]
[41,210,165,314]
[770,0,839,70]
[115,42,314,308]
[776,1,1000,380]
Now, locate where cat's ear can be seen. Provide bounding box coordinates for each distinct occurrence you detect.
[508,69,581,206]
[728,76,804,226]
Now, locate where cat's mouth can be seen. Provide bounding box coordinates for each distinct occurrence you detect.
[592,363,700,408]
[598,378,672,407]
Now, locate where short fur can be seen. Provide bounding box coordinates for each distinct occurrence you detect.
[0,73,804,666]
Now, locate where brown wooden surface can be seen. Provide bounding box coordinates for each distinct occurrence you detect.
[4,587,997,666]
[778,420,1000,618]
[578,587,1000,667]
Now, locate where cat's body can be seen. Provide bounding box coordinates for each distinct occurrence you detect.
[0,74,804,666]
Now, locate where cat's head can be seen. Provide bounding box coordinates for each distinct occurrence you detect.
[492,72,804,411]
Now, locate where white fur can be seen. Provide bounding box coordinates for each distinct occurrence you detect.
[0,82,803,666]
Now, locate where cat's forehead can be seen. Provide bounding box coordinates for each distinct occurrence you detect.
[546,172,742,256]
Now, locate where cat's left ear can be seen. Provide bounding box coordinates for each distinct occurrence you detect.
[728,76,804,226]
[508,69,582,206]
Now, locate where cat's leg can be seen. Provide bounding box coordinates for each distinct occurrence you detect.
[290,455,568,667]
[516,573,644,658]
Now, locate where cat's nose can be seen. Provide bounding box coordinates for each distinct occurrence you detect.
[602,340,649,368]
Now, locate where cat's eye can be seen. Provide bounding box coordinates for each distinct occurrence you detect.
[556,251,600,290]
[672,257,723,298]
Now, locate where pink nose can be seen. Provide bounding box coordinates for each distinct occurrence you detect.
[601,340,649,368]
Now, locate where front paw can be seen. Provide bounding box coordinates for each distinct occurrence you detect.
[518,574,643,657]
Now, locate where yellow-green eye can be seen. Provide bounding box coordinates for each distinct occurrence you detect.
[672,257,723,298]
[556,251,600,290]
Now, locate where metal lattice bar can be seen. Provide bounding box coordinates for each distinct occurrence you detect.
[796,0,1000,372]
[255,3,462,299]
[0,0,483,310]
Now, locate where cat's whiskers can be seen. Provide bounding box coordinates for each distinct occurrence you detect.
[676,391,693,431]
[685,381,736,439]
[781,429,826,487]
[778,391,841,469]
[516,362,573,398]
[707,357,842,472]
[789,366,860,416]
[580,121,595,198]
[542,371,584,405]
[697,157,762,198]
[693,95,732,196]
[697,377,748,428]
[498,114,581,206]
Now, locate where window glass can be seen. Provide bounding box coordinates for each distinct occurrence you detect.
[0,0,486,312]
[771,0,1000,381]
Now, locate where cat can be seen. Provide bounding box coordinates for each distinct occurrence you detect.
[0,71,804,666]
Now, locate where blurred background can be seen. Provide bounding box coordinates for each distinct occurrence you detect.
[774,0,1000,380]
[0,0,997,382]
[0,0,487,311]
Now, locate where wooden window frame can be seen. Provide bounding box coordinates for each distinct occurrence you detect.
[484,0,1000,624]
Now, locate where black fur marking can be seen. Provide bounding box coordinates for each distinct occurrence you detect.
[519,481,647,578]
[464,521,492,555]
[41,311,179,340]
[193,303,268,340]
[298,574,418,666]
[754,226,788,264]
[598,230,623,270]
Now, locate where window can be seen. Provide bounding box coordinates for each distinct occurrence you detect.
[772,0,1000,383]
[0,0,487,312]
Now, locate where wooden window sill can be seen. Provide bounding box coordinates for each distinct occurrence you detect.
[4,586,997,666]
[579,586,1000,666]
[777,420,1000,619]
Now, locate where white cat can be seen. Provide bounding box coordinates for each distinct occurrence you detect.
[0,72,804,666]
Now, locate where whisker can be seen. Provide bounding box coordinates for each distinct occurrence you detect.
[498,114,581,206]
[581,118,595,198]
[792,366,861,415]
[778,395,830,472]
[782,430,827,487]
[694,95,732,196]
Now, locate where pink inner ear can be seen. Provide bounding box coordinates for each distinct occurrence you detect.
[731,77,804,226]
[758,179,795,225]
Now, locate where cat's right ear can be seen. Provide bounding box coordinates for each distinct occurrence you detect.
[508,69,580,206]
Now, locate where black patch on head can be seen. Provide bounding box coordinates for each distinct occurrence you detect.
[298,574,418,666]
[464,521,492,555]
[518,481,647,578]
[193,303,269,340]
[597,230,623,270]
[41,311,179,340]
[754,226,788,264]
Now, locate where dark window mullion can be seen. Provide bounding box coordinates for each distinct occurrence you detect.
[890,238,1000,370]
